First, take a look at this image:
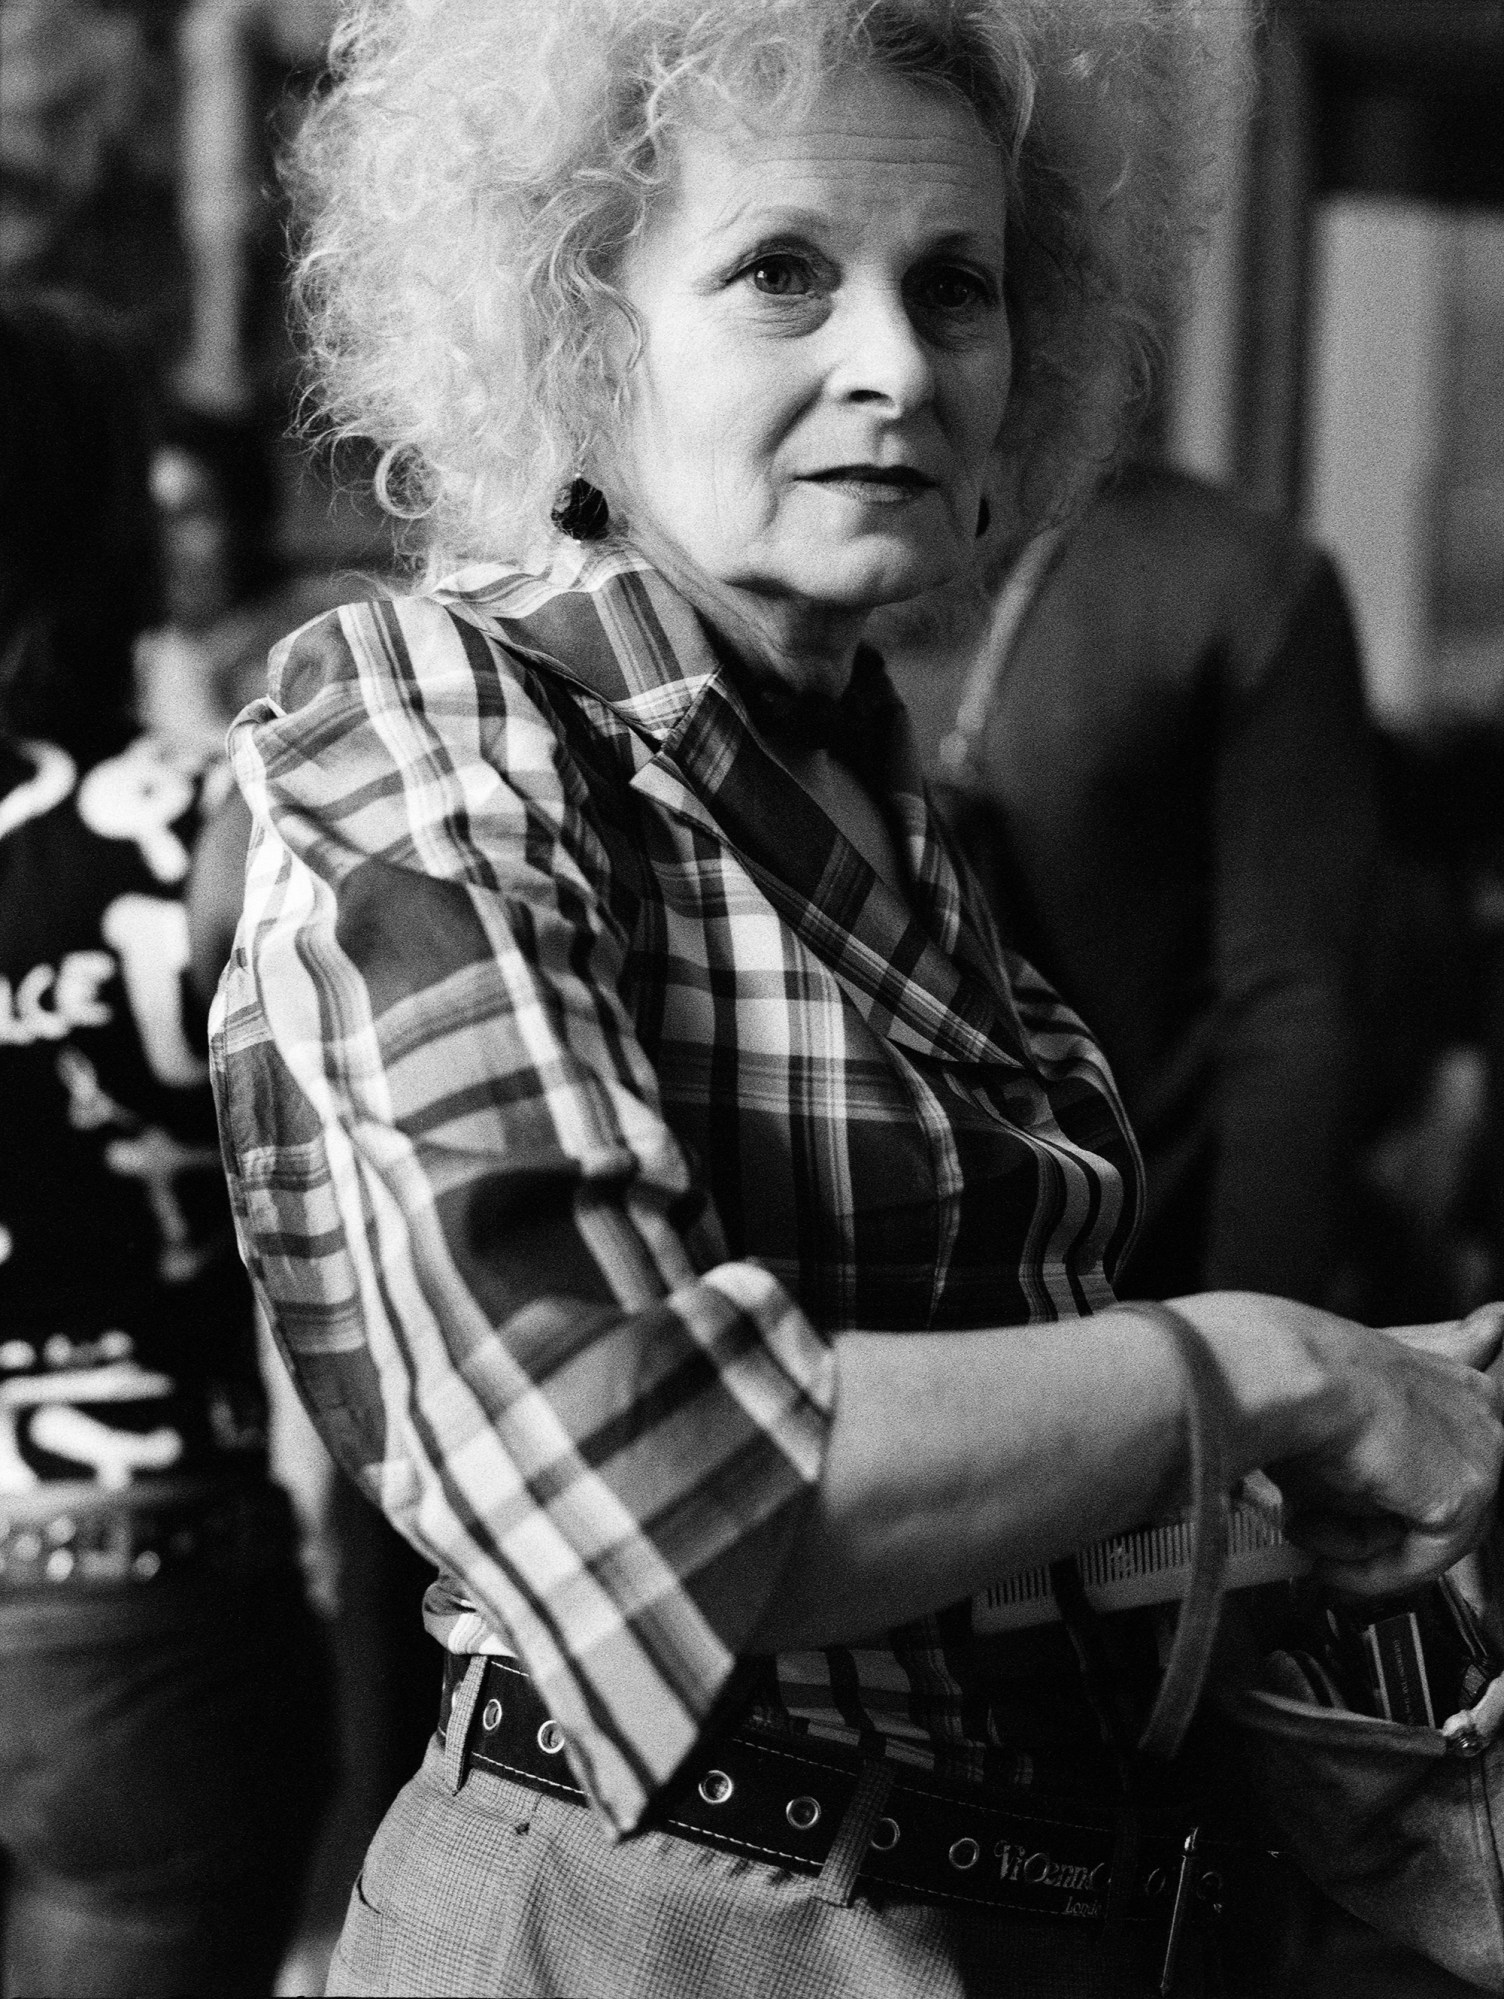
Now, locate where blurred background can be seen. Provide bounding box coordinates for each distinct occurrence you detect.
[1,0,1500,1988]
[0,0,384,576]
[1168,0,1504,728]
[6,0,1500,714]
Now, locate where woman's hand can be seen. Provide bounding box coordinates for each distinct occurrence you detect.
[1191,1298,1504,1599]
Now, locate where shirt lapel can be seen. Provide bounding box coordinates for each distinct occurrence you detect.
[443,551,1033,1073]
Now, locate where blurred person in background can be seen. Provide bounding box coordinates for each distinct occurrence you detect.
[1348,725,1504,1326]
[135,399,359,764]
[152,402,282,640]
[149,405,437,1995]
[0,0,185,342]
[881,461,1504,1333]
[0,295,331,1999]
[878,462,1382,1310]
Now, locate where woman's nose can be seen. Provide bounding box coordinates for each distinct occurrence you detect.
[824,283,935,412]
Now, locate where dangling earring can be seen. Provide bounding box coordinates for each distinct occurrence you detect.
[552,478,610,541]
[976,493,992,538]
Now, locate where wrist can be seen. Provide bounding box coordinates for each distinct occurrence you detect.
[1163,1292,1371,1479]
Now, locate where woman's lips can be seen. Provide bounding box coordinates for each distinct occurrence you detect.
[803,465,937,504]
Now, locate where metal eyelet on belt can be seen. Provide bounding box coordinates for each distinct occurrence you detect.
[697,1769,734,1806]
[481,1698,503,1733]
[784,1794,821,1831]
[536,1721,566,1755]
[948,1837,981,1871]
[1144,1867,1168,1898]
[868,1816,901,1852]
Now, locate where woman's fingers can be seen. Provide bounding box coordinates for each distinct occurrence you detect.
[1285,1504,1481,1599]
[1309,1541,1477,1600]
[1273,1332,1504,1595]
[1284,1508,1402,1564]
[1388,1302,1504,1374]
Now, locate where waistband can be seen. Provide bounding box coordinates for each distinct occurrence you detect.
[0,1479,294,1590]
[439,1653,1271,1980]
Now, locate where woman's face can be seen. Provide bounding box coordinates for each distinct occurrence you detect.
[614,67,1012,623]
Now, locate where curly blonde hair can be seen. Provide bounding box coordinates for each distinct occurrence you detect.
[289,0,1230,574]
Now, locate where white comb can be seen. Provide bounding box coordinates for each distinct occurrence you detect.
[973,1492,1310,1634]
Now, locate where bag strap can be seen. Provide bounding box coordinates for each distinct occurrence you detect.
[1135,1304,1235,1758]
[1052,1302,1236,1764]
[935,524,1070,785]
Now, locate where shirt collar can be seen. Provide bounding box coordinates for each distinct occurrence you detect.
[432,543,719,746]
[432,545,1032,1066]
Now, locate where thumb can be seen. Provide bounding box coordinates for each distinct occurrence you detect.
[1395,1304,1504,1374]
[1468,1302,1504,1376]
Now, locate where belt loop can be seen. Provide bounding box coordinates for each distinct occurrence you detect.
[814,1759,894,1907]
[440,1656,487,1796]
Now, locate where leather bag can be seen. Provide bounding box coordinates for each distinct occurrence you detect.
[1220,1614,1504,1991]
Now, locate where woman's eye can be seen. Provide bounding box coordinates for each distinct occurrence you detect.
[747,254,816,297]
[913,267,994,313]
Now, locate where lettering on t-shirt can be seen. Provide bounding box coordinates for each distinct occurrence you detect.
[0,951,115,1045]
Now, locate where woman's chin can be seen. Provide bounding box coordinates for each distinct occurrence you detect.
[743,522,960,613]
[809,545,964,614]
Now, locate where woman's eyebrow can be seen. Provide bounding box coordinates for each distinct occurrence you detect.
[917,226,1006,261]
[706,201,832,244]
[708,200,1003,259]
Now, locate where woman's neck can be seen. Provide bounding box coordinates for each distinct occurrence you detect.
[625,520,869,702]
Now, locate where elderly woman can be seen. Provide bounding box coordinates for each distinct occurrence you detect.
[213,3,1504,1995]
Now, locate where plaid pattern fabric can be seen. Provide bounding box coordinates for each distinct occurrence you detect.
[211,542,1141,1837]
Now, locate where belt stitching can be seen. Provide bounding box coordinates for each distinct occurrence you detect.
[660,1819,819,1869]
[699,1740,864,1779]
[464,1755,830,1871]
[461,1745,832,1863]
[464,1754,582,1804]
[464,1759,836,1863]
[877,1783,1118,1832]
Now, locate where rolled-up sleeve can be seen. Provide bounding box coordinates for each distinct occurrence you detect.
[210,596,835,1833]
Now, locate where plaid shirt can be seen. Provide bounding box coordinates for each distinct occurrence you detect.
[211,543,1141,1835]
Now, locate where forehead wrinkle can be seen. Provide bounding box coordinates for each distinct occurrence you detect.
[694,144,1006,257]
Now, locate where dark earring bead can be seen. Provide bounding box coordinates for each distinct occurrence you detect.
[552,479,611,541]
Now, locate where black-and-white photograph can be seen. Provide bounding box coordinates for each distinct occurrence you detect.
[2,3,1504,1995]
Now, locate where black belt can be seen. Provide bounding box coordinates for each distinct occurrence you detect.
[438,1655,1262,1953]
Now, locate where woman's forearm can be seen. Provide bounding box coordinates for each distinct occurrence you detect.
[752,1293,1504,1651]
[753,1314,1184,1647]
